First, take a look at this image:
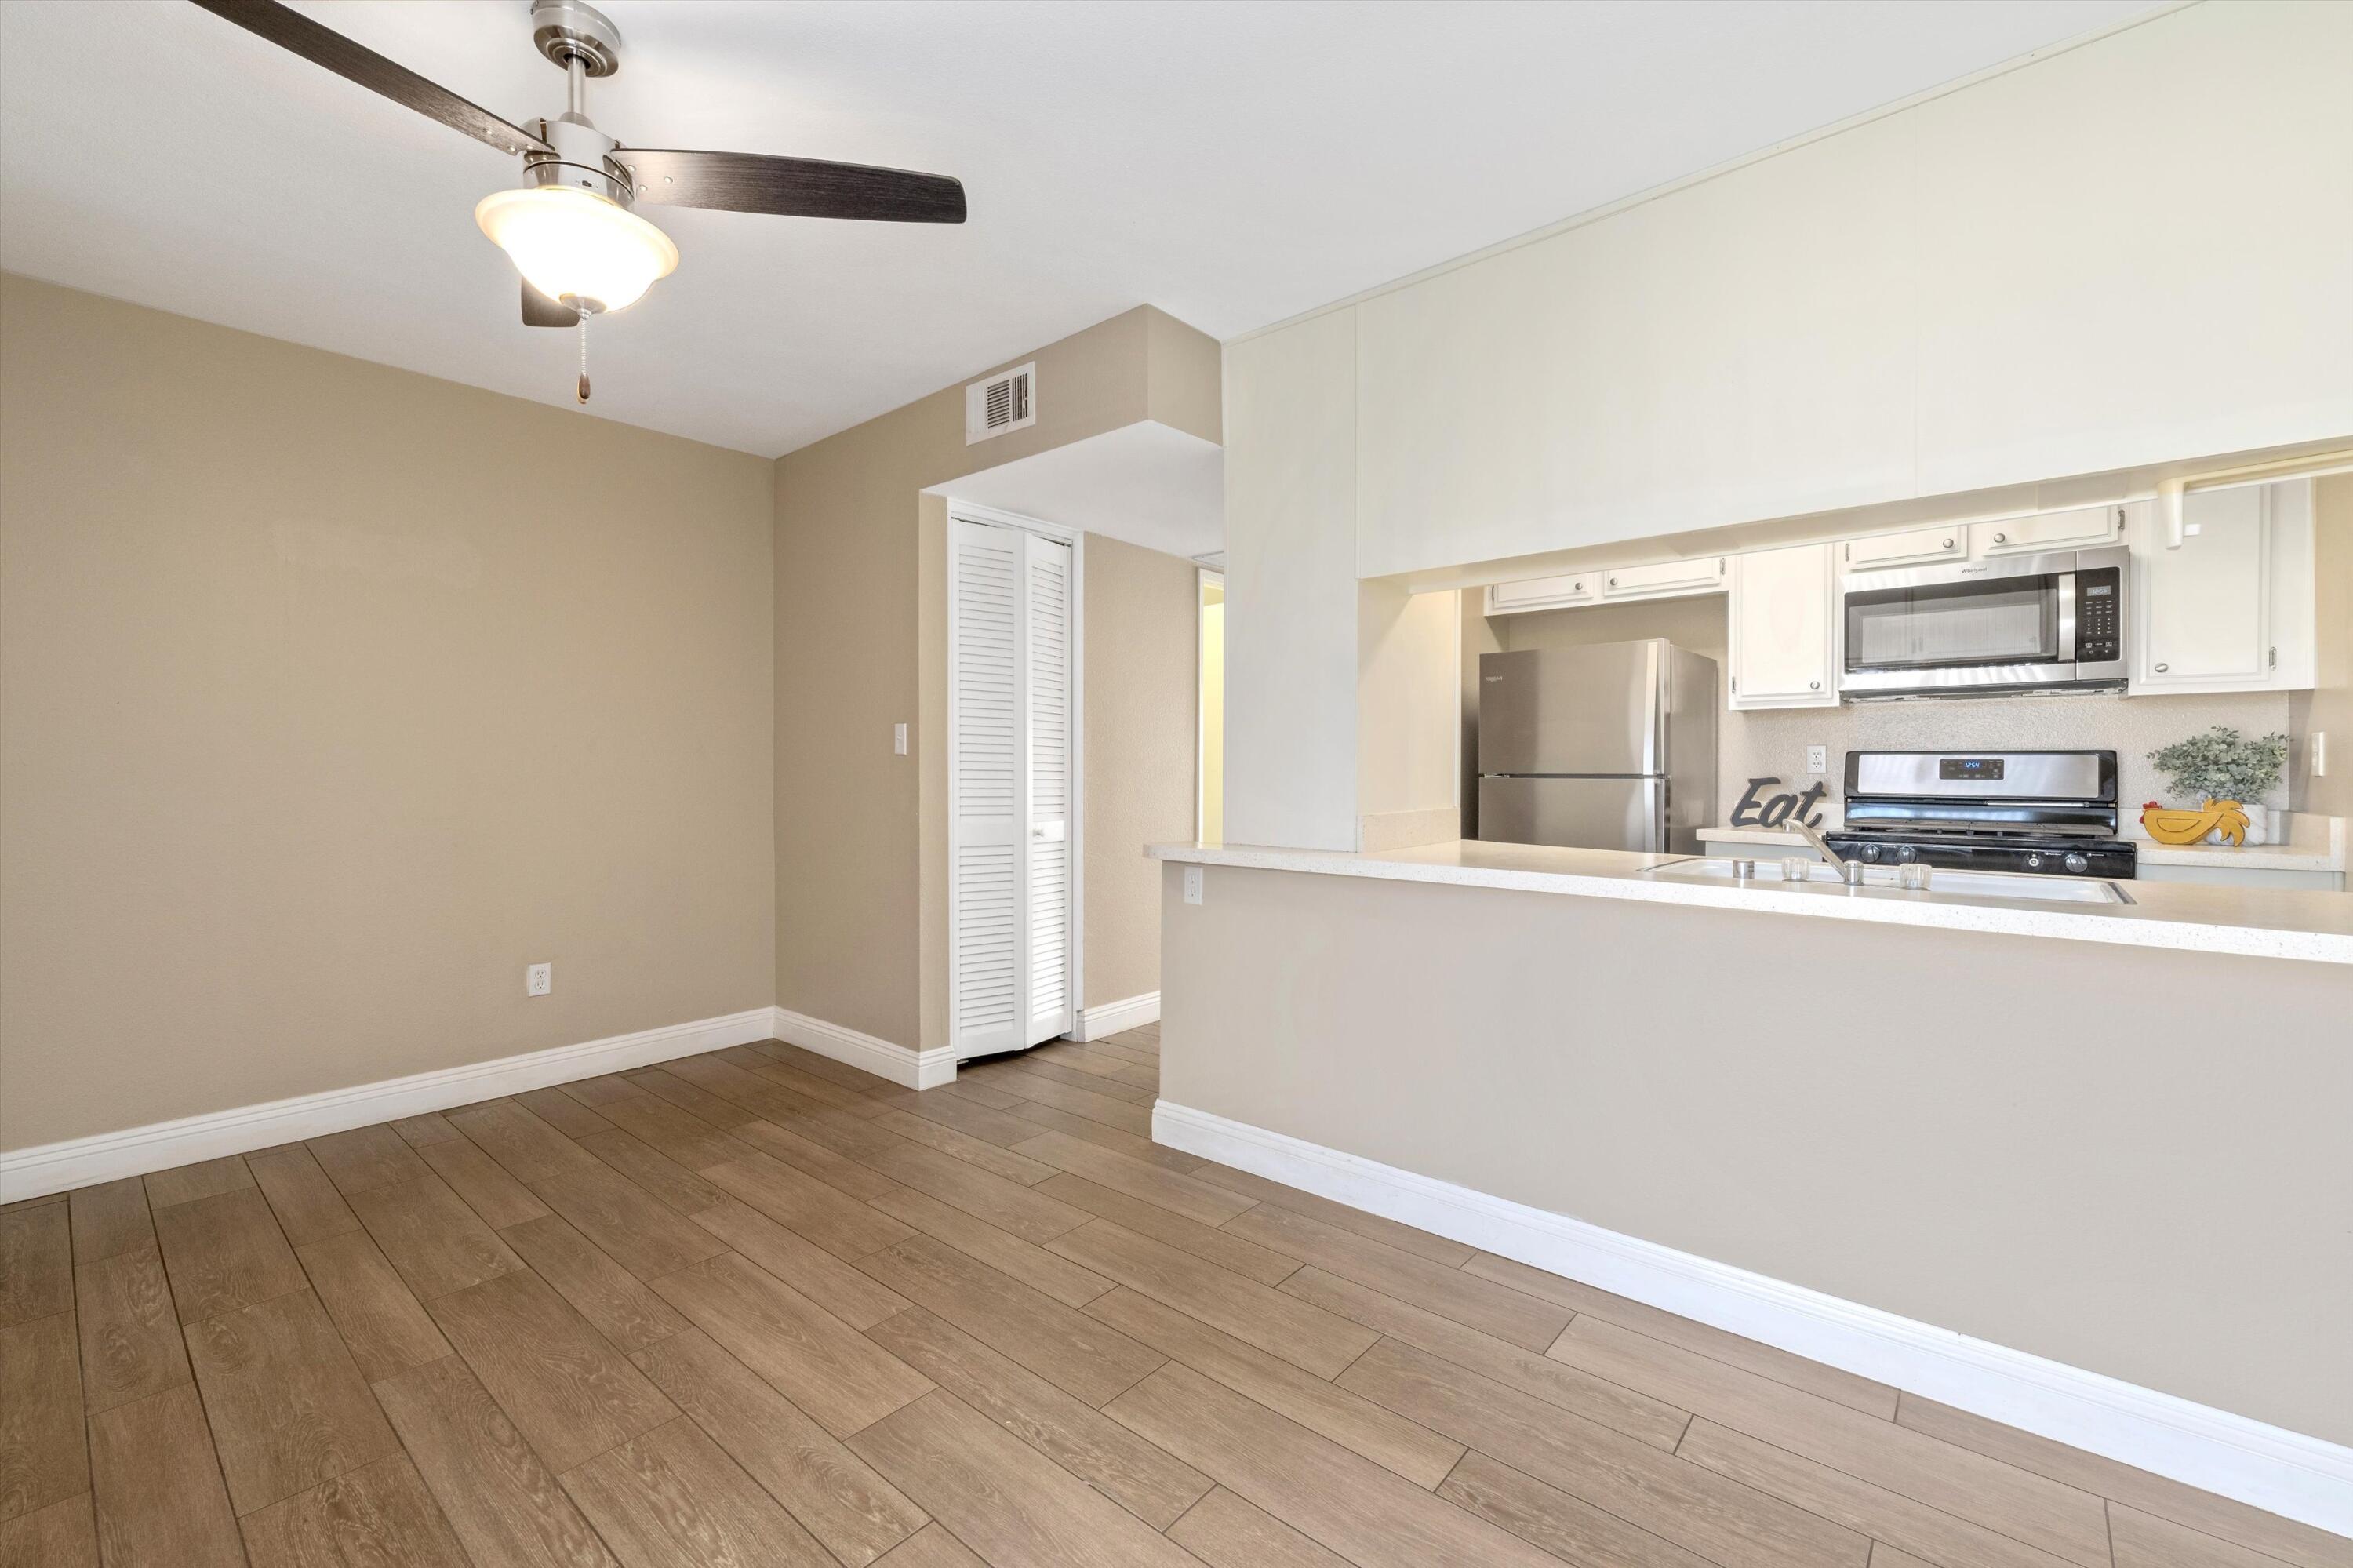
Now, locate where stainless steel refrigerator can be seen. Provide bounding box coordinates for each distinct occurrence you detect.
[1476,641,1718,853]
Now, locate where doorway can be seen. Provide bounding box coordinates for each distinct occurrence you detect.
[947,508,1083,1058]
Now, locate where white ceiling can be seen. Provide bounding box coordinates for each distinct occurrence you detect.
[0,1,2155,458]
[926,422,1224,562]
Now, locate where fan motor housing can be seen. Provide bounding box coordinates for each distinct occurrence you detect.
[523,116,635,206]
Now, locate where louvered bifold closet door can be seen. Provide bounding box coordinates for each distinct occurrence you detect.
[951,520,1026,1056]
[1022,531,1075,1042]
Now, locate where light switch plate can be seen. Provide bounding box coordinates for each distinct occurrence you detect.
[1183,865,1204,905]
[893,722,908,756]
[1806,744,1828,774]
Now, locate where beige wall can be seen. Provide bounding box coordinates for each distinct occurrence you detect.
[2288,475,2352,819]
[1161,861,2353,1443]
[774,305,1220,1051]
[1082,535,1198,1006]
[0,275,776,1151]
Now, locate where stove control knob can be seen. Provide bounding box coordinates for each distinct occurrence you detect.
[2064,852,2089,875]
[1857,842,1882,863]
[1894,844,1918,863]
[2025,853,2043,869]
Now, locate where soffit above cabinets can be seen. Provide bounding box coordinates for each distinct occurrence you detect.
[1347,2,2353,583]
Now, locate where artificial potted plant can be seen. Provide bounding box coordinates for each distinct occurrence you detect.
[2145,727,2288,846]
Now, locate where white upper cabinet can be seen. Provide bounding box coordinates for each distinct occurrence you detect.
[2129,480,2314,695]
[1974,504,2121,558]
[1598,557,1725,601]
[1729,543,1838,709]
[1485,555,1725,616]
[1845,525,1968,572]
[1484,572,1594,615]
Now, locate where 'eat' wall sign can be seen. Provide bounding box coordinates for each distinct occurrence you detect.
[1730,777,1828,829]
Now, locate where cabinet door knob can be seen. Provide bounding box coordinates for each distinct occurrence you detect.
[1940,537,1955,549]
[2154,662,2169,673]
[1992,531,2008,544]
[1607,577,1617,586]
[1809,679,1821,689]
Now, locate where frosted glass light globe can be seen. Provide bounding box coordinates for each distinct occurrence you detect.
[475,185,678,313]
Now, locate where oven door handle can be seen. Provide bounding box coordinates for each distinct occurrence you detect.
[2055,572,2077,663]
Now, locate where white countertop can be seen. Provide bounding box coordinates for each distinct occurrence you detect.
[1150,839,2353,966]
[1698,813,2346,871]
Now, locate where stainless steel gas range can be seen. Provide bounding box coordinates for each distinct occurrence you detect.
[1824,749,2137,879]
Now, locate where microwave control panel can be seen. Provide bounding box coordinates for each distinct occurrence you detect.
[2075,569,2122,662]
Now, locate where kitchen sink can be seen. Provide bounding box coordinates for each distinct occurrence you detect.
[1640,857,2130,904]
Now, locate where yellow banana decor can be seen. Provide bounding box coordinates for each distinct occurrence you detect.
[2140,799,2249,846]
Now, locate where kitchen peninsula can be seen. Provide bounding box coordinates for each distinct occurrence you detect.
[1147,838,2353,1526]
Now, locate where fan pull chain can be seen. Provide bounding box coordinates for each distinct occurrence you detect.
[576,315,591,404]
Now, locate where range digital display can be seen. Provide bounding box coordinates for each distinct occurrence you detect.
[1940,757,2006,780]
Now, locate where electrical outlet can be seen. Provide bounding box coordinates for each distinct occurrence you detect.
[1183,865,1204,905]
[526,962,552,997]
[893,722,907,756]
[1806,744,1827,775]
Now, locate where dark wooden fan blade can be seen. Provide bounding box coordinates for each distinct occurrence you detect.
[615,149,966,223]
[187,0,550,157]
[521,281,580,328]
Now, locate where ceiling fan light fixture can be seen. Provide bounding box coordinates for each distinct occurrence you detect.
[475,184,678,314]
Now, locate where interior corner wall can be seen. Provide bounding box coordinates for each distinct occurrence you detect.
[774,304,1219,1053]
[0,274,777,1152]
[1355,580,1460,851]
[1083,535,1199,1009]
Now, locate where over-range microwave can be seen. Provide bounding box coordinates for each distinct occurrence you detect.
[1839,546,2128,700]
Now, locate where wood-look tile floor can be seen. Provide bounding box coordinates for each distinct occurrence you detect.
[5,1026,2346,1568]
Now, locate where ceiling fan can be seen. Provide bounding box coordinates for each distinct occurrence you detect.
[187,0,966,400]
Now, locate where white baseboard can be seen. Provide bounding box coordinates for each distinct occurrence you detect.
[1071,991,1159,1042]
[0,1008,778,1203]
[771,1006,956,1090]
[1153,1099,2353,1537]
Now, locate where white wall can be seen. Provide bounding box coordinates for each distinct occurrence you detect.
[1222,307,1358,851]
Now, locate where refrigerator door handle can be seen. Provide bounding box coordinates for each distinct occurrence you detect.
[1642,641,1662,777]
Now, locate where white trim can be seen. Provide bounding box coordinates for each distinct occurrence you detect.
[1151,1099,2353,1537]
[1069,991,1158,1042]
[769,1005,958,1090]
[944,501,1086,1053]
[0,1009,776,1203]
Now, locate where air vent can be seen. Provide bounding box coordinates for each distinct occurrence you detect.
[966,362,1036,445]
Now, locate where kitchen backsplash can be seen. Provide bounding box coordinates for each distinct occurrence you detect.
[1721,690,2293,824]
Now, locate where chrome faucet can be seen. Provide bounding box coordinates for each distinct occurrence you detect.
[1789,817,1867,884]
